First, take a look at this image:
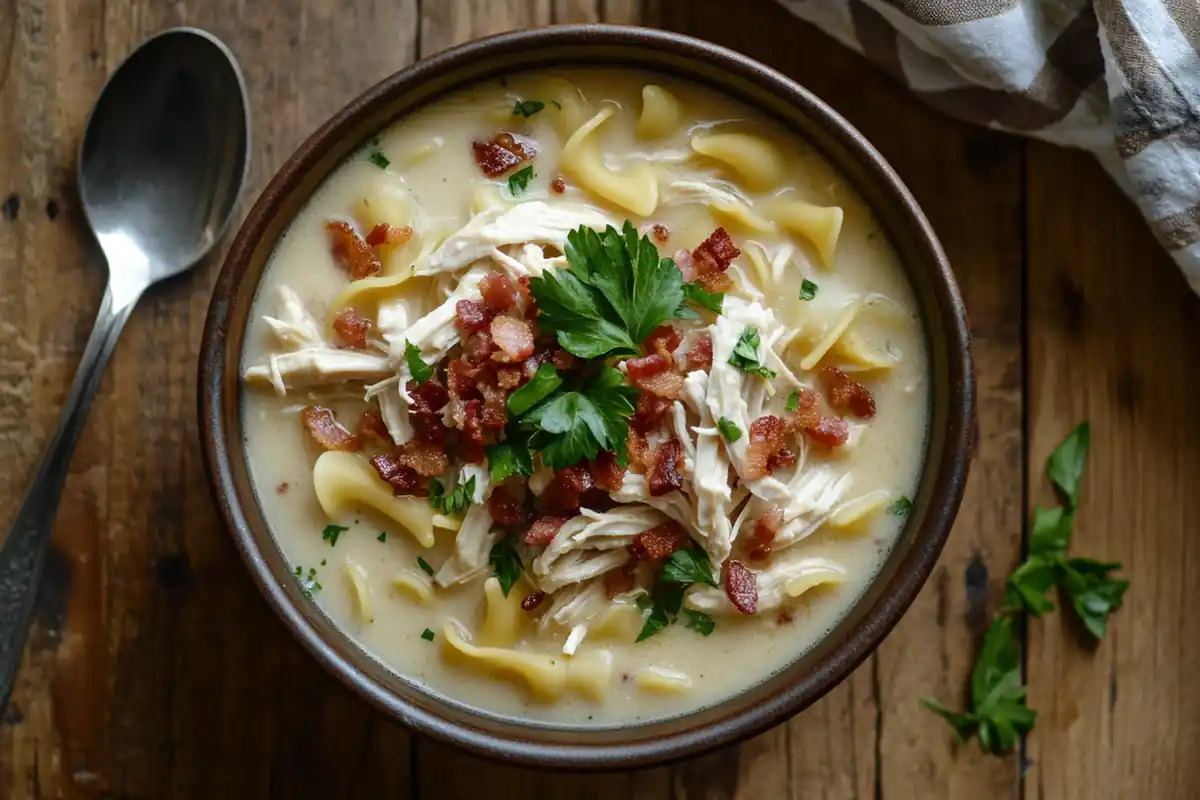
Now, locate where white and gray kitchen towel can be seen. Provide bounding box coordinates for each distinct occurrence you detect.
[780,0,1200,291]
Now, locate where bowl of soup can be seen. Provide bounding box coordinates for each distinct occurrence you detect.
[199,25,973,768]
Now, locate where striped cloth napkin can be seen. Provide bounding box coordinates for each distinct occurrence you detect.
[781,0,1200,292]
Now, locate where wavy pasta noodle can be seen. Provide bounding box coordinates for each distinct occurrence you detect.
[391,572,435,606]
[477,576,530,648]
[773,199,844,269]
[636,666,692,694]
[798,299,863,371]
[691,132,783,192]
[827,489,892,529]
[561,106,658,217]
[636,84,682,140]
[312,451,436,547]
[344,558,373,623]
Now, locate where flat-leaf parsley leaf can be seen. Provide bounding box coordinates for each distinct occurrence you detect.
[728,326,777,379]
[322,524,348,547]
[521,367,637,469]
[717,417,743,442]
[799,278,818,301]
[508,165,534,196]
[405,341,434,384]
[512,99,545,117]
[368,150,390,169]
[488,537,523,597]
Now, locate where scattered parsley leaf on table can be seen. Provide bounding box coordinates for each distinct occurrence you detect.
[1047,422,1090,510]
[1060,557,1129,640]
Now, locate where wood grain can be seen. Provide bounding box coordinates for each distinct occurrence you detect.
[0,0,1196,797]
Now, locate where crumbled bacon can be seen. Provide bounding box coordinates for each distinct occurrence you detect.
[370,453,425,496]
[540,478,581,513]
[768,447,798,471]
[396,440,450,478]
[696,270,735,294]
[446,359,481,397]
[332,308,372,349]
[804,416,851,447]
[591,451,625,492]
[455,299,490,334]
[746,415,791,479]
[409,380,449,414]
[748,505,783,561]
[789,388,821,430]
[550,349,575,371]
[326,221,381,279]
[521,591,547,611]
[630,521,690,562]
[674,248,697,282]
[496,366,523,390]
[604,560,638,598]
[358,406,391,442]
[276,482,290,495]
[471,133,536,177]
[301,406,360,451]
[643,325,682,359]
[411,411,449,445]
[627,429,651,473]
[626,353,684,399]
[461,399,486,444]
[481,274,520,314]
[478,379,508,430]
[490,316,535,363]
[525,516,568,546]
[692,227,740,274]
[724,559,758,615]
[463,331,495,365]
[488,486,525,526]
[686,334,714,372]
[821,366,877,419]
[556,465,595,495]
[648,438,684,496]
[631,394,673,433]
[650,223,670,243]
[550,176,567,194]
[365,223,414,248]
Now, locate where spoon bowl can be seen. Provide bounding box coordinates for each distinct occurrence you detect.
[0,27,250,712]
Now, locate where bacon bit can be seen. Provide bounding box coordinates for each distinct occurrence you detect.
[496,366,523,390]
[550,349,575,371]
[692,227,740,275]
[724,559,758,615]
[631,394,673,434]
[627,429,651,473]
[768,447,798,471]
[550,176,567,194]
[463,331,495,365]
[630,521,690,562]
[686,333,714,372]
[488,486,526,526]
[745,415,790,479]
[370,453,425,496]
[626,353,684,399]
[648,438,684,496]
[696,270,735,294]
[460,441,486,464]
[805,416,851,447]
[409,380,449,414]
[777,609,795,625]
[461,399,487,444]
[748,505,783,561]
[455,299,490,334]
[540,478,581,513]
[396,440,450,478]
[332,308,372,349]
[643,325,682,359]
[301,406,361,451]
[591,451,625,492]
[516,275,532,304]
[326,221,382,280]
[358,406,392,442]
[525,516,569,546]
[478,378,508,430]
[521,591,547,611]
[650,223,670,243]
[481,274,520,314]
[604,560,637,598]
[821,366,877,419]
[490,316,535,363]
[674,248,697,282]
[411,411,449,445]
[557,465,595,495]
[447,359,481,396]
[276,482,290,495]
[789,388,821,430]
[471,134,535,177]
[365,223,414,248]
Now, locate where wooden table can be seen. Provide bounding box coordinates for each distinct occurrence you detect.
[2,0,1198,796]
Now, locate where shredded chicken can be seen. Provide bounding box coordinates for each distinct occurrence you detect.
[262,286,325,349]
[245,349,393,395]
[434,503,500,587]
[533,506,668,592]
[685,551,848,616]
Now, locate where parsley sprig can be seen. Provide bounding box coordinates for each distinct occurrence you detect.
[636,548,718,642]
[923,422,1129,754]
[517,367,638,470]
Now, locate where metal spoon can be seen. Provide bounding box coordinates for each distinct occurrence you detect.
[0,28,250,710]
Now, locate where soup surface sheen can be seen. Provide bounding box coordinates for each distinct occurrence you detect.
[241,69,929,725]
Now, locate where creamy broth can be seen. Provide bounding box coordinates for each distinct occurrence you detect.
[241,69,928,725]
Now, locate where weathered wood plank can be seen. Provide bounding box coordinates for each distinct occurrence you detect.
[1024,144,1200,800]
[646,1,1025,797]
[0,0,420,797]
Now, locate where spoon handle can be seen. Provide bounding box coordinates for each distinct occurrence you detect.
[0,281,140,710]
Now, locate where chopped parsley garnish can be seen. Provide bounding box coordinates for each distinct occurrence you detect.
[512,99,545,117]
[661,547,719,588]
[507,165,535,195]
[925,422,1128,753]
[551,99,562,110]
[485,441,534,483]
[368,150,390,169]
[682,281,724,314]
[799,279,818,301]
[637,548,718,642]
[717,417,743,442]
[727,326,777,380]
[529,221,685,359]
[488,537,523,597]
[507,362,562,416]
[887,496,913,516]
[431,476,475,516]
[519,367,637,470]
[420,628,436,642]
[377,531,387,542]
[294,566,323,598]
[417,556,435,577]
[405,341,434,383]
[785,391,800,413]
[682,609,716,636]
[322,524,348,547]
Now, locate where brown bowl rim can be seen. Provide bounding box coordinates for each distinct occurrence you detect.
[199,23,974,770]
